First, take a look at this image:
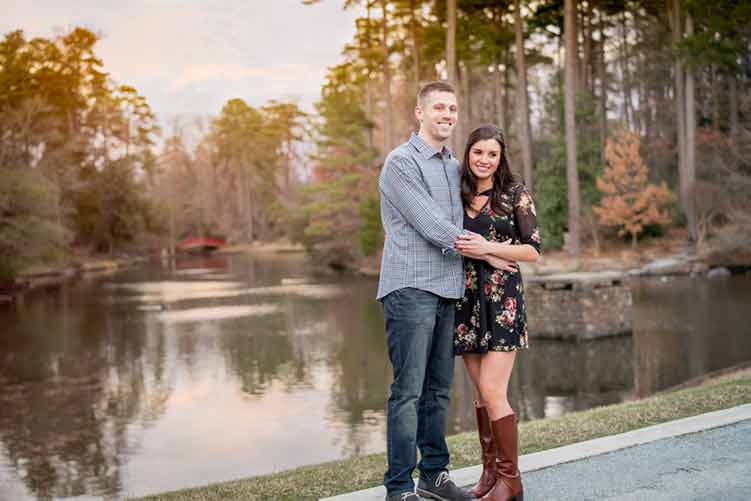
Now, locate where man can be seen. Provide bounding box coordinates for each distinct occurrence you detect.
[377,81,473,501]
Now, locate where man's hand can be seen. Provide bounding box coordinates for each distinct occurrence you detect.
[454,232,490,255]
[455,232,511,256]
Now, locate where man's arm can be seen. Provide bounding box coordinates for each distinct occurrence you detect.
[379,154,462,251]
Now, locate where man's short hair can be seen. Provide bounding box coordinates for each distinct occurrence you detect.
[417,81,456,107]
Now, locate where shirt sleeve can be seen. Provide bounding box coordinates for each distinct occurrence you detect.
[513,184,541,254]
[379,154,463,252]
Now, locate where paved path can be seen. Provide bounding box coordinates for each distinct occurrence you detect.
[524,419,751,500]
[321,404,751,501]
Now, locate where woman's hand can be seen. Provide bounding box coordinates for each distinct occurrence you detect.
[456,248,484,259]
[485,254,517,272]
[455,236,517,271]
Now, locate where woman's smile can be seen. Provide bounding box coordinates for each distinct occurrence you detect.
[468,138,501,180]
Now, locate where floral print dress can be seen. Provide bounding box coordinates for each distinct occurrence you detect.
[454,183,541,354]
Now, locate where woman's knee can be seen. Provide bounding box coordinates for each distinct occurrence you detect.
[477,377,501,404]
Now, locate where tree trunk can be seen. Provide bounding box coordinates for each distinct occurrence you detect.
[597,8,607,165]
[514,0,534,190]
[671,0,687,222]
[461,62,472,130]
[381,0,393,153]
[240,156,254,242]
[634,13,648,134]
[235,167,244,239]
[503,61,512,135]
[365,4,375,153]
[639,61,648,134]
[619,11,634,130]
[447,0,457,85]
[729,73,739,142]
[446,0,457,152]
[410,0,421,91]
[564,0,581,255]
[711,66,721,130]
[493,6,506,132]
[581,0,593,93]
[365,79,374,152]
[168,185,175,256]
[685,12,697,242]
[494,55,506,134]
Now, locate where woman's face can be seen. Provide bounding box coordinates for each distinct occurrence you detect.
[468,138,502,183]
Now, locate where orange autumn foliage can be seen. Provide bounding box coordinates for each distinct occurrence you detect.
[593,130,674,246]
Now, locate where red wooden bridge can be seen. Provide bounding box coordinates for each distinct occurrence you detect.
[176,236,226,254]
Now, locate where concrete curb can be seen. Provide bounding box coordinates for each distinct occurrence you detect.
[320,403,751,500]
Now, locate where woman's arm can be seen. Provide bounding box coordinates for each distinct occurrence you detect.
[485,253,519,271]
[458,247,519,271]
[455,184,542,262]
[456,235,539,262]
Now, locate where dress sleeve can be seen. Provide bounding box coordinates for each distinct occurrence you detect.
[513,184,541,254]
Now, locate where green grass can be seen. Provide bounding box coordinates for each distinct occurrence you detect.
[131,371,751,501]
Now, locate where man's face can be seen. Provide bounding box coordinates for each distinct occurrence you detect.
[415,91,458,143]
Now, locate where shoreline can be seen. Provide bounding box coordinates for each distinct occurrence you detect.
[356,249,750,280]
[0,240,307,304]
[0,255,149,304]
[4,236,748,305]
[129,369,751,500]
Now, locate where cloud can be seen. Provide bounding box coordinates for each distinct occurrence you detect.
[169,62,326,91]
[1,0,360,114]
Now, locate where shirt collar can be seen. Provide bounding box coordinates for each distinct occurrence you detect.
[409,132,453,160]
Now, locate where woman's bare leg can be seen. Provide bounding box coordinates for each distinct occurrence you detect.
[477,351,516,420]
[462,353,485,406]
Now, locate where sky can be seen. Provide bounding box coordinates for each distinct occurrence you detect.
[1,0,360,119]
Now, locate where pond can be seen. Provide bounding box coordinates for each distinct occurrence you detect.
[1,253,749,500]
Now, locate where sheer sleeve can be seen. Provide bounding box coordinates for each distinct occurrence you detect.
[513,184,541,254]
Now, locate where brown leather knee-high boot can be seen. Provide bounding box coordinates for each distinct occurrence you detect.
[481,414,523,501]
[469,405,498,497]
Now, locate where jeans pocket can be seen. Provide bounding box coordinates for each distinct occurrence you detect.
[383,288,405,313]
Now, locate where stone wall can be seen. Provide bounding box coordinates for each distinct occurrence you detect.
[524,271,632,340]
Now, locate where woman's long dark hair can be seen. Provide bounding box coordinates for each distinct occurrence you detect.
[460,124,516,215]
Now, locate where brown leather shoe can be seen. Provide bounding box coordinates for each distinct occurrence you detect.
[469,405,498,498]
[480,414,523,501]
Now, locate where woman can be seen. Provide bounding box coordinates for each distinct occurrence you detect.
[453,124,541,501]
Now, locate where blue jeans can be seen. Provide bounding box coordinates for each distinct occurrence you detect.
[382,287,456,496]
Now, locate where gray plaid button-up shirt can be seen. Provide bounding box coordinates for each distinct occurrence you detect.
[376,133,465,300]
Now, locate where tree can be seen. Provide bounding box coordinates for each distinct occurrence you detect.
[298,61,380,266]
[514,0,534,189]
[0,169,70,283]
[379,0,395,152]
[447,0,459,152]
[262,101,307,195]
[206,98,302,241]
[307,0,751,261]
[447,0,457,87]
[593,130,674,247]
[683,10,697,242]
[563,0,581,254]
[393,0,424,92]
[0,27,163,257]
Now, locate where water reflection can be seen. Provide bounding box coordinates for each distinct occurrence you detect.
[632,275,751,397]
[0,256,749,500]
[447,334,635,433]
[0,285,172,500]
